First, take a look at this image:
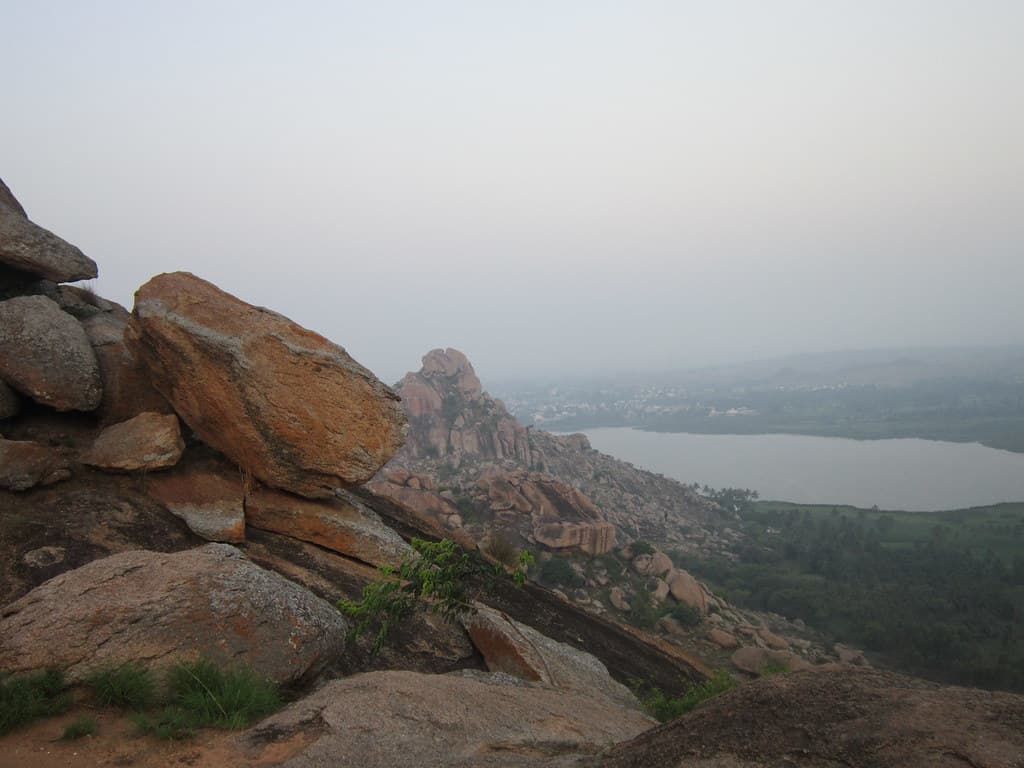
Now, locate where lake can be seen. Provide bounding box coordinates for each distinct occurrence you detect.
[572,428,1024,511]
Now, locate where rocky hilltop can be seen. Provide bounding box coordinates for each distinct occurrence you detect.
[2,179,1022,767]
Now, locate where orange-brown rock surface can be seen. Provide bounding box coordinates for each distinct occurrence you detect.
[0,438,71,491]
[80,411,184,473]
[146,457,246,543]
[246,486,410,568]
[127,272,406,498]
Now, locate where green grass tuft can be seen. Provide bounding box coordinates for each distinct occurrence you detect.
[85,663,156,710]
[134,659,280,739]
[61,715,98,740]
[0,668,72,736]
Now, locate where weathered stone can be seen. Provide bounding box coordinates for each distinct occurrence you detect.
[708,628,740,649]
[0,545,346,685]
[599,667,1024,768]
[758,627,790,651]
[836,643,870,666]
[246,486,410,568]
[146,460,246,543]
[0,438,71,491]
[0,379,19,419]
[0,295,101,411]
[668,569,709,614]
[81,309,172,424]
[0,180,97,282]
[657,616,689,638]
[80,412,184,473]
[459,602,643,712]
[21,546,66,569]
[651,577,670,603]
[609,586,631,612]
[730,646,810,676]
[128,272,406,497]
[533,521,617,555]
[239,669,654,768]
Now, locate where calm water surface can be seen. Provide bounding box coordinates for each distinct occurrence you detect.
[573,428,1024,511]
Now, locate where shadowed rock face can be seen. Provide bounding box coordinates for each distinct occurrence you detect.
[592,666,1024,768]
[0,295,102,411]
[127,271,407,498]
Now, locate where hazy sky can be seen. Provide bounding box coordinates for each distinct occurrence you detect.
[3,1,1022,385]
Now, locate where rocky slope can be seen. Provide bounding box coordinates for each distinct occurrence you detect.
[2,178,1021,767]
[373,348,839,676]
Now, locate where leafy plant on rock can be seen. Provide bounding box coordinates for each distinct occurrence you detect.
[339,537,533,653]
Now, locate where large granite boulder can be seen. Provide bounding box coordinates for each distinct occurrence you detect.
[127,272,406,498]
[0,295,102,411]
[0,178,97,282]
[237,669,655,768]
[0,544,347,685]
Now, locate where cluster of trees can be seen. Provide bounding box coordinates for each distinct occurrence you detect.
[680,505,1024,691]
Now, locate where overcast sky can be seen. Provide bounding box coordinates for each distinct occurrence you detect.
[3,2,1022,385]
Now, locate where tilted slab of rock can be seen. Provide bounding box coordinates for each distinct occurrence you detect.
[246,487,410,568]
[0,295,102,411]
[460,602,644,713]
[0,438,71,491]
[0,178,98,282]
[146,460,246,543]
[667,568,710,614]
[128,272,406,497]
[81,411,184,473]
[237,669,654,768]
[0,544,346,685]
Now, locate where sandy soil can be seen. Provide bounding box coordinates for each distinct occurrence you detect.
[0,705,257,768]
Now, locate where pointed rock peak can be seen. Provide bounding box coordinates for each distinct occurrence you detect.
[418,347,482,396]
[0,178,28,218]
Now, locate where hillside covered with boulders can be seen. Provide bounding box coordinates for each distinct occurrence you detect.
[2,177,1023,767]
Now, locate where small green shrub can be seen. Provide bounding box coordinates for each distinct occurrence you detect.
[641,670,737,722]
[86,663,156,710]
[539,555,583,588]
[668,602,702,628]
[482,533,520,568]
[759,659,789,676]
[61,715,98,740]
[0,668,71,735]
[631,540,655,556]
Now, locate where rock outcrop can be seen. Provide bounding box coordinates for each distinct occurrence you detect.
[239,669,655,768]
[0,545,347,685]
[0,294,102,411]
[0,179,98,282]
[594,666,1024,768]
[397,348,531,464]
[146,457,247,543]
[128,271,406,497]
